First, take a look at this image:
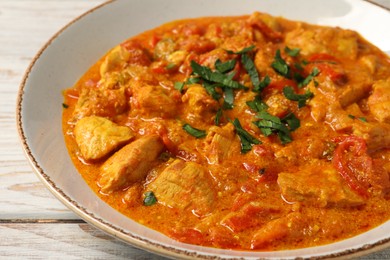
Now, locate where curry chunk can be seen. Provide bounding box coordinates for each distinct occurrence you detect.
[285,26,359,59]
[74,116,134,161]
[204,124,241,164]
[148,159,215,217]
[99,135,164,193]
[181,84,219,124]
[131,83,178,118]
[72,86,128,120]
[278,165,365,207]
[368,79,390,123]
[353,121,390,152]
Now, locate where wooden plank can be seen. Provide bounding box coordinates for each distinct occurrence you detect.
[0,0,106,219]
[0,222,167,259]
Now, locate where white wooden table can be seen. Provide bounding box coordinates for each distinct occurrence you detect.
[1,0,389,259]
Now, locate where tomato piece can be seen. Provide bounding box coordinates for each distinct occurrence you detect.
[332,135,372,198]
[308,53,340,63]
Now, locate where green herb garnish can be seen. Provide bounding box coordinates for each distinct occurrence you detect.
[143,191,157,206]
[284,46,300,57]
[222,87,234,109]
[271,49,290,78]
[231,118,261,154]
[214,108,223,126]
[215,59,236,73]
[183,123,207,138]
[174,82,185,93]
[283,86,314,108]
[253,110,300,144]
[62,103,69,109]
[246,95,269,112]
[298,67,320,88]
[191,60,247,90]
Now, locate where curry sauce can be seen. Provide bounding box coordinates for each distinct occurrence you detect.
[62,12,390,250]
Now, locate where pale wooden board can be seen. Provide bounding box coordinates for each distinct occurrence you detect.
[0,222,167,259]
[1,0,390,259]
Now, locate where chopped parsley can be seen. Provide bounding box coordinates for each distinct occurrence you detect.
[253,110,300,144]
[231,118,261,154]
[253,75,271,92]
[215,59,236,73]
[174,81,185,93]
[283,86,314,108]
[271,49,290,78]
[222,87,234,109]
[191,60,247,90]
[242,52,261,89]
[298,67,320,88]
[246,95,269,112]
[143,191,157,206]
[183,123,207,138]
[284,46,300,57]
[62,103,69,109]
[214,108,223,126]
[348,114,367,122]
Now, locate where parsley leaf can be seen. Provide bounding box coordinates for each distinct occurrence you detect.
[253,110,300,144]
[183,123,207,138]
[191,60,247,89]
[284,46,300,57]
[271,49,290,78]
[215,108,223,126]
[298,67,320,88]
[223,87,234,109]
[174,82,185,93]
[231,118,261,153]
[283,86,314,108]
[246,95,269,112]
[143,191,157,206]
[215,59,236,73]
[241,53,261,89]
[253,75,271,92]
[226,45,256,55]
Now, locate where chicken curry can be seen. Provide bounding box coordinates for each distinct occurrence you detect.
[62,12,390,250]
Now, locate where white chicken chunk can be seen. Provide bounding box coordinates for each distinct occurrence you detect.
[99,135,164,193]
[74,116,134,161]
[278,165,365,207]
[148,159,215,217]
[368,79,390,123]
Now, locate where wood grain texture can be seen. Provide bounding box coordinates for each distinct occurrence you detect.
[0,0,389,259]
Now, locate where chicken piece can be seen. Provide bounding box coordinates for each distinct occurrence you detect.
[131,83,178,118]
[148,159,215,217]
[98,135,164,193]
[368,79,390,123]
[285,26,358,59]
[204,124,241,164]
[181,84,219,124]
[74,116,134,161]
[250,212,307,249]
[278,165,365,207]
[100,45,131,76]
[72,86,128,120]
[353,121,390,152]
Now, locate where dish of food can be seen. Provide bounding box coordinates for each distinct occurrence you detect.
[18,0,390,258]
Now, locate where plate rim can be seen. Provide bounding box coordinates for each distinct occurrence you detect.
[16,0,390,259]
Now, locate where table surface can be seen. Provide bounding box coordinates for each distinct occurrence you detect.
[1,0,390,259]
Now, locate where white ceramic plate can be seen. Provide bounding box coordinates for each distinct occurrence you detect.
[17,0,390,259]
